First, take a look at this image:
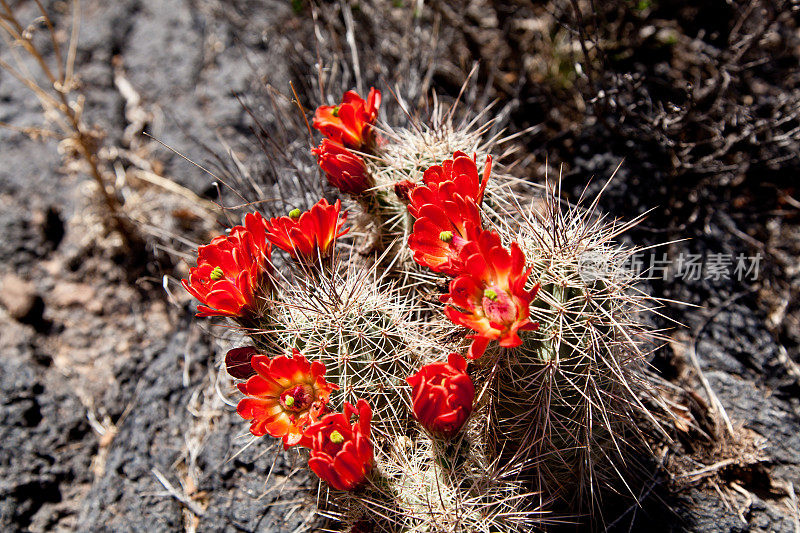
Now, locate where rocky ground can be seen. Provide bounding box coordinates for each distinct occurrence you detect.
[1,0,798,532]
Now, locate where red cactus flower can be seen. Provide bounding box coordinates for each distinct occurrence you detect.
[442,229,540,359]
[417,151,492,208]
[181,212,272,318]
[313,88,381,150]
[264,199,349,262]
[236,349,338,449]
[312,139,372,196]
[306,399,374,491]
[404,152,493,276]
[407,353,474,439]
[407,195,482,276]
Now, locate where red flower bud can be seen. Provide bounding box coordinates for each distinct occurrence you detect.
[312,139,372,196]
[306,399,374,491]
[393,180,416,203]
[406,353,474,438]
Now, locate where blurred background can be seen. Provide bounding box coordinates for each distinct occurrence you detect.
[0,0,798,531]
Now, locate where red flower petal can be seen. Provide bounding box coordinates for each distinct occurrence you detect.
[439,229,539,359]
[225,347,258,379]
[467,337,490,360]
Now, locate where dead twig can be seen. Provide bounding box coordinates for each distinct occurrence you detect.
[686,291,757,440]
[151,468,206,518]
[0,0,147,254]
[675,457,740,483]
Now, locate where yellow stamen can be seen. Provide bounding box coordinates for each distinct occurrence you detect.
[288,208,301,220]
[209,266,224,281]
[439,231,453,243]
[484,289,498,301]
[284,396,295,407]
[330,430,344,444]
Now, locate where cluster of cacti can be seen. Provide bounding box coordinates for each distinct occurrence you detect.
[181,87,666,531]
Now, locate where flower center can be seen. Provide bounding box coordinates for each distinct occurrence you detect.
[320,428,347,456]
[439,231,454,243]
[209,266,224,281]
[288,208,301,220]
[332,106,340,118]
[481,287,517,325]
[280,384,314,412]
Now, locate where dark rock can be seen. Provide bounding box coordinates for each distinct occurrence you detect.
[0,322,94,531]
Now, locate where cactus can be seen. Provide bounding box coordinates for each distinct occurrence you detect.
[276,261,417,433]
[182,87,670,531]
[356,100,497,263]
[486,188,665,514]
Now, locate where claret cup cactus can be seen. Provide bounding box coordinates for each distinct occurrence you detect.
[181,87,669,531]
